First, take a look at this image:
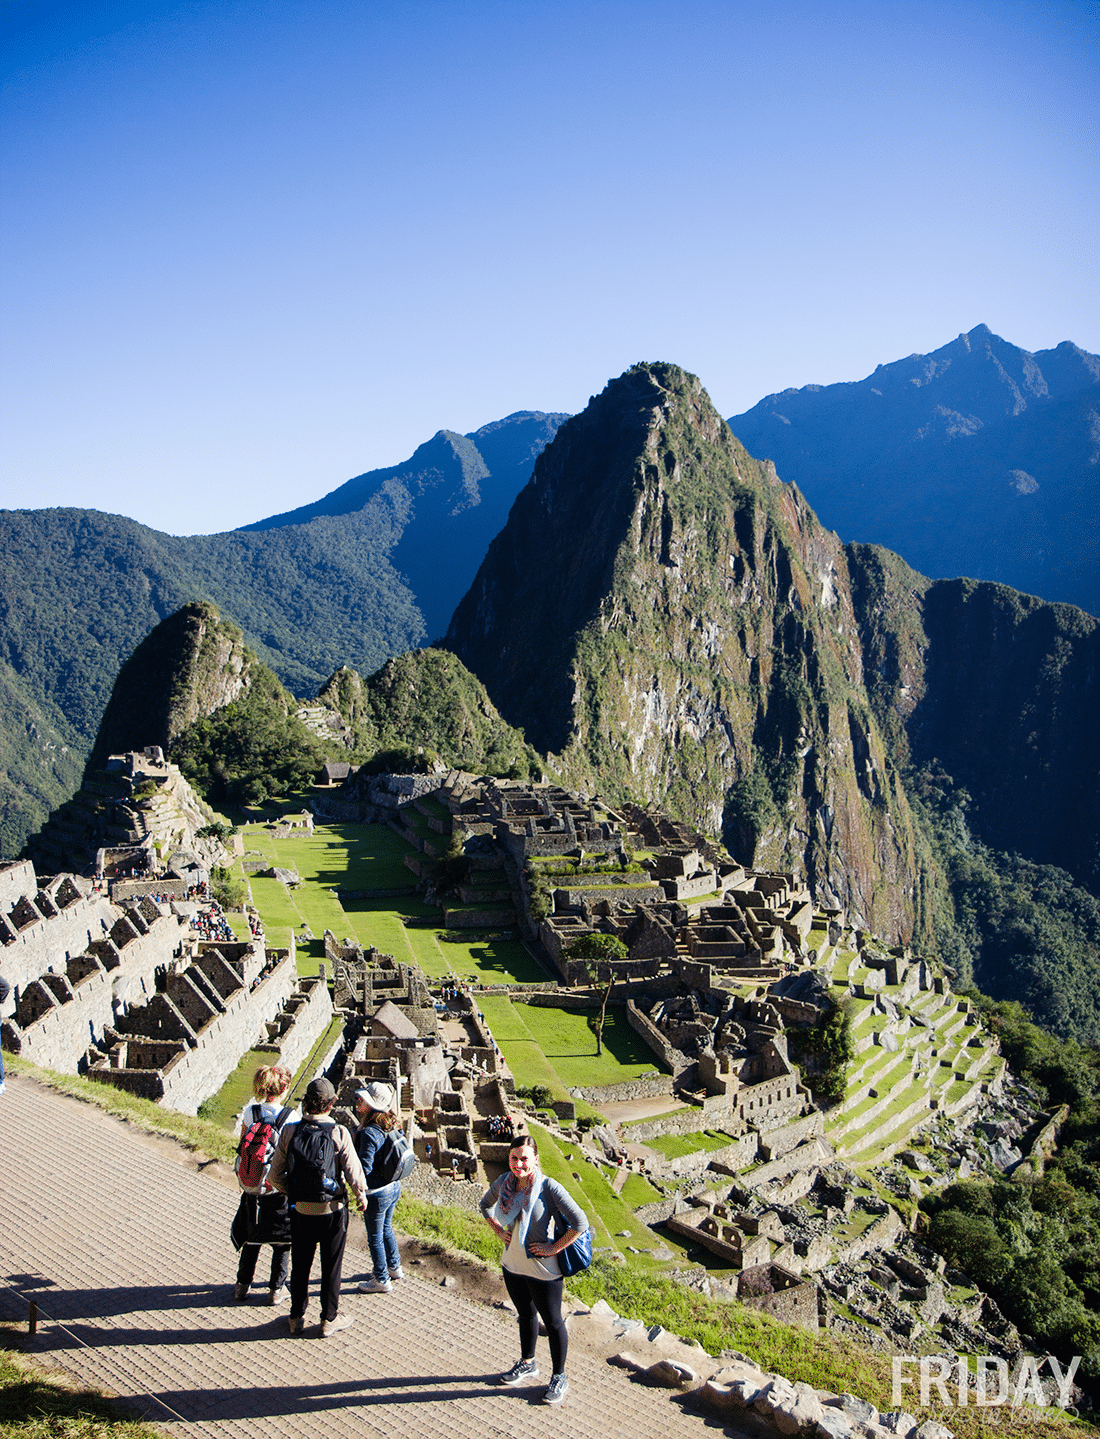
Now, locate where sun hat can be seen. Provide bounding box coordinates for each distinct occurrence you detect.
[356,1081,395,1113]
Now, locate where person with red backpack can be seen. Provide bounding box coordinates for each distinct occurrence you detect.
[230,1065,299,1304]
[268,1076,368,1337]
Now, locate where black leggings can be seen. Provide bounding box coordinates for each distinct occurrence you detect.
[502,1268,568,1375]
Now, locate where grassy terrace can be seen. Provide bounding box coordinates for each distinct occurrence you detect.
[641,1129,736,1159]
[230,817,544,986]
[197,1015,346,1129]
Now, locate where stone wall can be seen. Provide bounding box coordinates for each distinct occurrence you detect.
[4,910,188,1072]
[91,950,296,1115]
[730,1071,803,1131]
[626,1000,692,1075]
[624,1098,739,1143]
[757,1111,825,1162]
[742,1136,833,1189]
[253,974,333,1078]
[558,883,660,910]
[0,860,37,912]
[833,1207,905,1266]
[1,882,120,995]
[442,906,515,929]
[738,1267,820,1330]
[579,1075,673,1105]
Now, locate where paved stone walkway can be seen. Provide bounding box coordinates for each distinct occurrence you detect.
[0,1076,738,1438]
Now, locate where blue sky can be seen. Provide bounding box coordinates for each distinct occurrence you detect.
[2,0,1097,534]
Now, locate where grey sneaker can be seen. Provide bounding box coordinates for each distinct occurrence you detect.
[389,1265,405,1280]
[543,1373,569,1406]
[357,1276,392,1293]
[499,1358,539,1386]
[321,1313,355,1337]
[267,1287,287,1305]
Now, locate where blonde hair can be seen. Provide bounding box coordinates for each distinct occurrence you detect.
[252,1064,292,1101]
[367,1109,398,1131]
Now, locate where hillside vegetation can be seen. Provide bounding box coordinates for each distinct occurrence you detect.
[0,413,565,856]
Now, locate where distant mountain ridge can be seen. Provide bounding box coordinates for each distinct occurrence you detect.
[728,324,1100,614]
[3,326,1097,863]
[240,411,568,642]
[0,412,565,855]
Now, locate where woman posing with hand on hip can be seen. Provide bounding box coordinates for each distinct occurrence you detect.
[479,1132,588,1407]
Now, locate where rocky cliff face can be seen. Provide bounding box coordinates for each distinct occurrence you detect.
[84,601,259,776]
[445,364,927,939]
[848,552,1100,893]
[446,363,1100,945]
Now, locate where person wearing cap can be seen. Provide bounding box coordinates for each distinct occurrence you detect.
[268,1076,368,1337]
[353,1081,405,1294]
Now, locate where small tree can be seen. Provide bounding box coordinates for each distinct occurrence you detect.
[426,835,469,898]
[564,932,628,1057]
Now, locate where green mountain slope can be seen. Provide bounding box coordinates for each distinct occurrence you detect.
[445,362,930,941]
[445,362,1100,1033]
[0,412,565,857]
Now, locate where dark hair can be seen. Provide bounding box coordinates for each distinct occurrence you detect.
[303,1076,336,1115]
[508,1132,537,1156]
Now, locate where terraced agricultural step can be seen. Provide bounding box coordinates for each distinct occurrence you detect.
[836,1049,915,1116]
[960,1043,999,1082]
[845,1044,902,1092]
[941,1076,987,1118]
[843,1103,940,1167]
[936,1012,972,1047]
[837,1080,935,1160]
[909,989,948,1017]
[829,1060,922,1140]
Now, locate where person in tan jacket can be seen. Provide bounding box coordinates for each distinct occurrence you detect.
[268,1076,368,1337]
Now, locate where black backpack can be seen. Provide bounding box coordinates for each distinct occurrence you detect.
[376,1130,416,1186]
[284,1119,342,1204]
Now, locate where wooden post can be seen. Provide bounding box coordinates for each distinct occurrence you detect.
[28,1301,37,1335]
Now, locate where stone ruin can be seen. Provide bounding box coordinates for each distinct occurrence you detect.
[0,855,332,1117]
[28,748,232,879]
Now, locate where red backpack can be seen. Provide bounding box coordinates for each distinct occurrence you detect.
[235,1104,291,1191]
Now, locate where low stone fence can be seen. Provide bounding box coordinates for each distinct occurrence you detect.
[626,1000,692,1075]
[579,1075,673,1105]
[442,907,516,929]
[623,1096,735,1143]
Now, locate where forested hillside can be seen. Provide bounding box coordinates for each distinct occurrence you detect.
[0,413,563,855]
